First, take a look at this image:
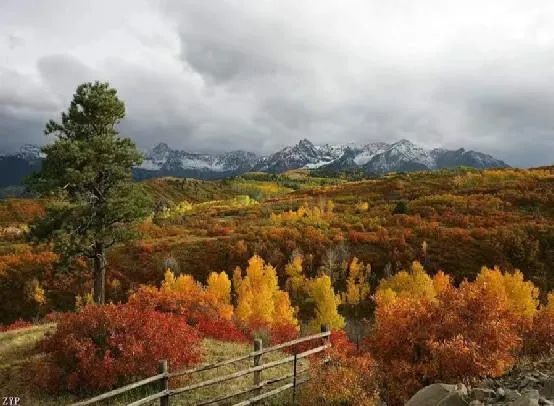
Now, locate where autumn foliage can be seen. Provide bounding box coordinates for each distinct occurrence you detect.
[233,255,298,331]
[301,332,378,406]
[35,304,201,394]
[129,269,234,323]
[369,265,537,405]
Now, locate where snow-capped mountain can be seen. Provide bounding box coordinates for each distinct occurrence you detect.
[0,145,43,188]
[15,144,43,161]
[0,139,509,187]
[138,139,507,177]
[358,140,508,174]
[135,143,260,179]
[254,139,348,172]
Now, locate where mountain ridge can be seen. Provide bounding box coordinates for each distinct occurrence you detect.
[0,139,509,186]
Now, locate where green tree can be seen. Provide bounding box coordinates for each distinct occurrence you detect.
[27,81,150,304]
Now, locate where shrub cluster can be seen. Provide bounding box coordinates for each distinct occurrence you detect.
[35,304,201,394]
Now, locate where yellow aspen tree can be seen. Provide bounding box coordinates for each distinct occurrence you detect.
[308,274,345,331]
[376,261,435,301]
[162,269,201,296]
[285,254,305,300]
[206,271,234,320]
[432,270,452,294]
[342,257,371,305]
[274,290,298,327]
[207,271,231,304]
[234,255,298,328]
[475,266,539,321]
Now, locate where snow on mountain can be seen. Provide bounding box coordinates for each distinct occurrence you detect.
[0,139,509,185]
[16,144,43,160]
[352,142,390,165]
[134,139,510,176]
[140,143,260,173]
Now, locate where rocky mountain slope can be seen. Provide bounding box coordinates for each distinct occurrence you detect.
[138,138,508,178]
[0,139,509,186]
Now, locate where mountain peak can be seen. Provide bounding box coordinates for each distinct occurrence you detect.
[151,143,171,154]
[17,144,42,160]
[297,138,314,148]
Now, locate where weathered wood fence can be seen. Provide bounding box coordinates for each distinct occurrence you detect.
[71,325,330,406]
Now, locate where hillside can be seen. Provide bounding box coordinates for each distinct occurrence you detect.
[0,166,552,323]
[1,165,553,405]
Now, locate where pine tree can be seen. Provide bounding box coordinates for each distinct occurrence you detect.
[27,82,150,304]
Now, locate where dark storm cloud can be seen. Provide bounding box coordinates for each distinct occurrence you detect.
[0,0,553,166]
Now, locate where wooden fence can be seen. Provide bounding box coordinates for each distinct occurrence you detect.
[71,325,330,406]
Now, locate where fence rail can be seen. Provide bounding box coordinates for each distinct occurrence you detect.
[70,325,330,406]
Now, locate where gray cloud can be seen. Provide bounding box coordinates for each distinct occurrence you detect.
[0,0,553,166]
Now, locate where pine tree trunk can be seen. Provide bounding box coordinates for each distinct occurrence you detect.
[93,243,106,304]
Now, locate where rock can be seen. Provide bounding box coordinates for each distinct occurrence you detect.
[539,397,554,405]
[504,389,523,402]
[406,383,468,406]
[437,391,466,406]
[537,372,549,381]
[496,388,505,398]
[541,379,554,399]
[472,388,496,401]
[521,377,540,390]
[512,390,540,406]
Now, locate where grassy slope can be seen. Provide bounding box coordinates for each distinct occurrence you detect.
[0,325,300,405]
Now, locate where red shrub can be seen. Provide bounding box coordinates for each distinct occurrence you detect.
[269,324,300,348]
[300,350,379,406]
[330,330,357,356]
[0,319,33,332]
[368,282,522,405]
[197,318,249,342]
[35,304,202,394]
[524,295,554,355]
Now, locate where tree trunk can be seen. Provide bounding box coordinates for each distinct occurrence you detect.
[93,243,106,304]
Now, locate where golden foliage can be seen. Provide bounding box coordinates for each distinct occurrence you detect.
[233,255,298,328]
[307,274,345,331]
[376,261,435,302]
[341,257,371,305]
[475,266,539,321]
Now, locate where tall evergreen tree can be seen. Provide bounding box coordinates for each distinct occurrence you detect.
[27,81,150,304]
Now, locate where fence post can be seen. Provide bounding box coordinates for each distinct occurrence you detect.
[292,352,298,405]
[159,359,169,406]
[321,324,330,344]
[321,324,330,363]
[253,338,263,396]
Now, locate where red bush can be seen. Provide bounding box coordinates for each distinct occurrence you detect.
[524,298,554,355]
[269,324,300,345]
[330,330,357,356]
[368,282,522,405]
[197,318,249,342]
[35,304,202,394]
[0,319,33,332]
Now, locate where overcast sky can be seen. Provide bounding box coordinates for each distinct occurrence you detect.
[1,0,553,167]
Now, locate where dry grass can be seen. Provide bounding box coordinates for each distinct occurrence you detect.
[0,325,302,405]
[0,323,76,405]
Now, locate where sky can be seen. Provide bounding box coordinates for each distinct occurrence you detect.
[1,0,553,167]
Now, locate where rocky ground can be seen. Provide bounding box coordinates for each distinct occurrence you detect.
[406,357,554,405]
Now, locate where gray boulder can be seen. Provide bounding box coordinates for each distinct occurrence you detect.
[512,389,540,406]
[406,383,468,406]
